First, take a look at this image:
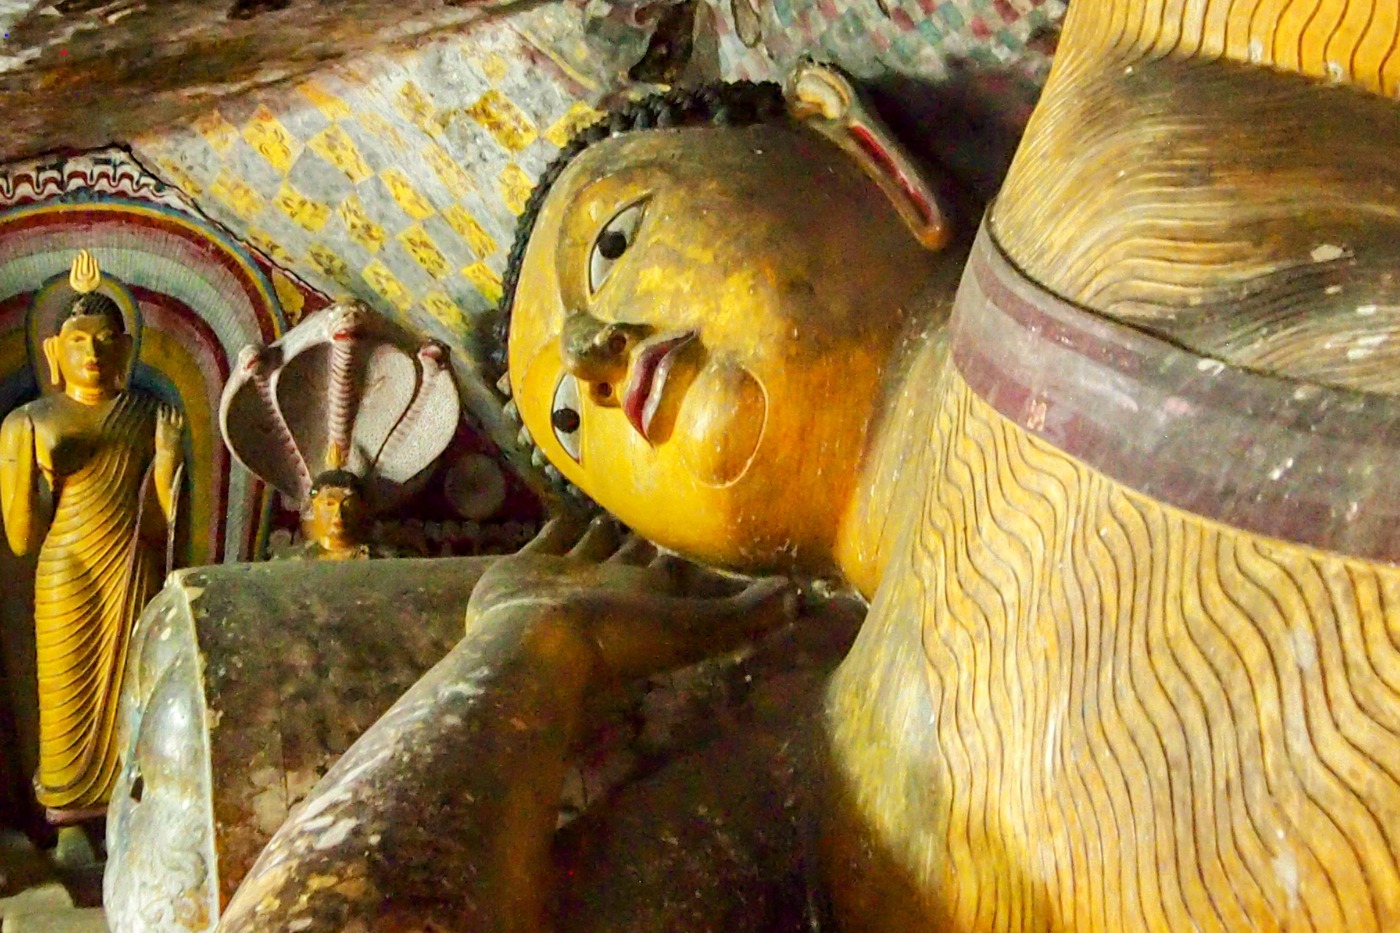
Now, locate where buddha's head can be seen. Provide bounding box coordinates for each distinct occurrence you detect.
[301,470,368,557]
[45,292,132,399]
[502,68,952,574]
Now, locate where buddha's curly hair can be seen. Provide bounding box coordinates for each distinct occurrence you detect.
[308,469,362,498]
[65,293,126,333]
[485,80,790,389]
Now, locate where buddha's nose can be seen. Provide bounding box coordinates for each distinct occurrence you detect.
[560,313,650,396]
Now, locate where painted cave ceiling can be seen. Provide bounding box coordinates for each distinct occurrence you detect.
[0,0,1065,442]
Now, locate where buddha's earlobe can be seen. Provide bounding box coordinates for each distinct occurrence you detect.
[42,337,62,389]
[785,61,949,250]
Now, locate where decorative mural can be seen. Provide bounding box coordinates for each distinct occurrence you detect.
[130,12,613,437]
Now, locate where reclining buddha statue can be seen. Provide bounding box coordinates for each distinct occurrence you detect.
[210,1,1400,928]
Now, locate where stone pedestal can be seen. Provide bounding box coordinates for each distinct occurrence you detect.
[102,556,492,933]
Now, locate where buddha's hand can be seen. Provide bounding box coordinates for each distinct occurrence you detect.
[154,407,185,461]
[467,516,801,681]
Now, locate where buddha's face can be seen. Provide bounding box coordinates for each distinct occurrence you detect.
[51,313,130,394]
[509,124,934,572]
[302,483,366,554]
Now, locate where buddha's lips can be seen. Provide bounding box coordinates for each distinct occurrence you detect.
[623,332,696,442]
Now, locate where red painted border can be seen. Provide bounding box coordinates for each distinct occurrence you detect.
[951,223,1400,563]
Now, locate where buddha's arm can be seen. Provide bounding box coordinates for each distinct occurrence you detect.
[217,519,798,932]
[0,410,45,556]
[152,405,184,525]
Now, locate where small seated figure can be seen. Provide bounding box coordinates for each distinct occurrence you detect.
[220,300,461,560]
[287,469,382,561]
[214,13,1400,929]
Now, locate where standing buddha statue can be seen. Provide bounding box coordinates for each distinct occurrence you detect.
[0,250,184,824]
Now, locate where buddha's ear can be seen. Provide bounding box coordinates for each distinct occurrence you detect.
[785,61,950,250]
[42,336,62,389]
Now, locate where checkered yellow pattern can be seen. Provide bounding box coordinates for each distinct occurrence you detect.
[131,10,609,379]
[131,0,1066,416]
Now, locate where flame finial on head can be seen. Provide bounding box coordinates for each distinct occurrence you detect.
[69,251,102,295]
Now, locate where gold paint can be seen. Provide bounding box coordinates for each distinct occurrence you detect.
[353,111,408,151]
[242,106,301,175]
[191,110,239,154]
[307,244,353,288]
[508,118,936,575]
[466,90,539,153]
[336,195,386,254]
[272,270,307,326]
[298,477,370,561]
[245,225,296,268]
[307,125,373,184]
[482,53,509,83]
[443,204,497,258]
[544,102,604,149]
[274,181,332,233]
[500,56,1400,930]
[148,39,1400,932]
[422,290,470,333]
[462,262,503,304]
[826,367,1400,931]
[398,225,450,279]
[296,78,353,120]
[362,260,413,311]
[379,168,436,220]
[496,163,534,215]
[151,156,203,197]
[1061,0,1400,95]
[994,0,1400,394]
[209,170,265,222]
[68,251,100,294]
[422,143,476,200]
[0,254,184,813]
[395,80,445,138]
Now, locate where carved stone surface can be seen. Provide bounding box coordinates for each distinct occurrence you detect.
[103,555,493,933]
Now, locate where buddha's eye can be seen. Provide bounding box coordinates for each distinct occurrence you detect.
[551,373,583,463]
[588,201,646,294]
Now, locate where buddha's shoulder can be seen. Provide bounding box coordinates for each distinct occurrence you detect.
[7,394,62,427]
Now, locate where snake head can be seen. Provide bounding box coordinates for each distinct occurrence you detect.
[328,301,370,343]
[236,344,281,377]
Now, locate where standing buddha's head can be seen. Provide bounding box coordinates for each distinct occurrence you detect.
[45,251,133,398]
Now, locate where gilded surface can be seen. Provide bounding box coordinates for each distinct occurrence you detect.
[827,368,1400,931]
[994,0,1400,394]
[20,391,166,811]
[0,264,184,815]
[193,13,1400,927]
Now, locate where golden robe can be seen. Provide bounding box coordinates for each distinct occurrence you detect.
[25,391,164,811]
